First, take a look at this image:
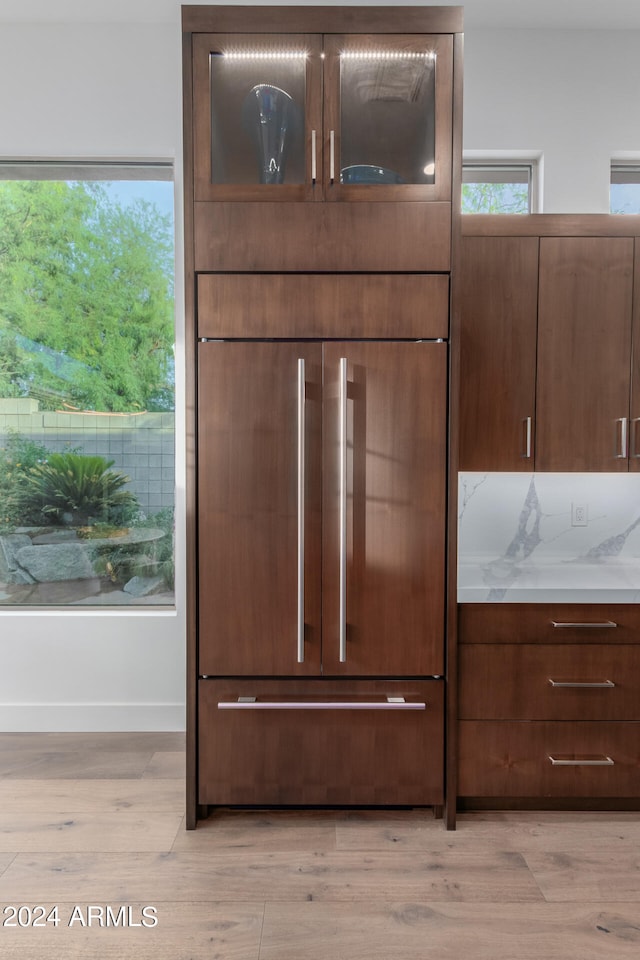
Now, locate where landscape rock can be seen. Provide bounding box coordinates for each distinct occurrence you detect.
[15,543,96,582]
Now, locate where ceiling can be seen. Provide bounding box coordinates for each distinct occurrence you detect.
[0,0,639,30]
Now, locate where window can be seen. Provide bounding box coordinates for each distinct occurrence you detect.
[0,162,175,607]
[610,164,640,214]
[462,163,534,214]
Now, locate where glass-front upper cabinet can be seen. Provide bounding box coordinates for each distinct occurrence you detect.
[192,33,453,202]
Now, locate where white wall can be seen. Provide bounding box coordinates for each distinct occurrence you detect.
[0,5,639,730]
[0,19,186,731]
[464,28,640,212]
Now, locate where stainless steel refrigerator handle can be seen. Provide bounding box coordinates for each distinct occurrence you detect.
[548,679,615,688]
[616,417,628,458]
[339,357,348,663]
[311,129,317,184]
[551,620,617,628]
[549,755,614,766]
[523,416,532,459]
[218,697,426,711]
[297,359,305,664]
[330,130,335,184]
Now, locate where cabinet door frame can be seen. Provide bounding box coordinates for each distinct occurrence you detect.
[536,236,634,472]
[192,33,323,202]
[323,33,453,202]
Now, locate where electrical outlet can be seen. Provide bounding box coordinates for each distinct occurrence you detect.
[571,503,588,526]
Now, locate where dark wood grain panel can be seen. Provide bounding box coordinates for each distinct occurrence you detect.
[459,236,538,470]
[199,678,444,806]
[458,720,640,798]
[462,214,640,237]
[458,604,640,645]
[183,6,464,35]
[197,342,323,677]
[194,201,451,271]
[459,644,640,721]
[197,274,449,339]
[536,237,633,471]
[322,342,447,677]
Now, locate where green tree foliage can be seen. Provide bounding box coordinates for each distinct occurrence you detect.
[462,181,529,214]
[0,180,174,412]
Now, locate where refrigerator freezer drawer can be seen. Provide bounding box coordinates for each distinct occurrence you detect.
[198,678,444,806]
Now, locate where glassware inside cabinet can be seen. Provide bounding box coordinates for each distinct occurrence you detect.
[210,46,308,186]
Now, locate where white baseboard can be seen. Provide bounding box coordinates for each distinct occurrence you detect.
[0,703,185,732]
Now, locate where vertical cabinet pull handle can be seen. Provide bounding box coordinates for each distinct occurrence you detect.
[632,417,640,458]
[311,129,317,185]
[615,417,628,458]
[297,359,305,663]
[522,416,532,459]
[330,130,335,184]
[339,357,348,663]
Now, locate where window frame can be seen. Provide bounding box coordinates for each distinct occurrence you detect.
[462,159,539,214]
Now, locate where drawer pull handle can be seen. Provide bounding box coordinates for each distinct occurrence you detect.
[218,697,426,711]
[548,679,615,688]
[549,755,614,766]
[551,620,618,629]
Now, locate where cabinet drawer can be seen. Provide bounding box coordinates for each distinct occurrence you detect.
[459,720,640,797]
[199,679,443,806]
[459,603,640,645]
[459,644,640,720]
[197,273,449,339]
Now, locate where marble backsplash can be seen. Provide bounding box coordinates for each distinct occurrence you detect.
[458,473,640,602]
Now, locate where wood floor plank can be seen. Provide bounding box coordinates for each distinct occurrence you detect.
[171,809,337,852]
[0,780,183,814]
[336,810,640,851]
[259,901,640,960]
[522,838,640,903]
[0,901,263,960]
[0,848,543,903]
[142,752,186,780]
[0,751,158,780]
[0,733,185,753]
[0,812,183,853]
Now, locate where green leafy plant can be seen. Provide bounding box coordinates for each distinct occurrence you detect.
[17,452,138,527]
[0,431,51,527]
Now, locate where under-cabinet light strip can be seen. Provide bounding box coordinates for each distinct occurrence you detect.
[341,51,436,60]
[222,50,309,59]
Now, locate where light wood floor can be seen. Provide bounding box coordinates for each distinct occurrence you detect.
[0,733,639,958]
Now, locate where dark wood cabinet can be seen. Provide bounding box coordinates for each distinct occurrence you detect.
[460,220,640,472]
[459,235,538,471]
[191,30,453,204]
[536,237,634,472]
[458,603,640,806]
[184,5,462,827]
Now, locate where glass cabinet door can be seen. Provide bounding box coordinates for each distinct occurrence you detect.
[192,34,323,201]
[323,35,453,201]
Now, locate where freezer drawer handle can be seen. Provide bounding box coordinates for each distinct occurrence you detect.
[549,755,614,766]
[548,679,615,688]
[217,697,426,711]
[551,620,618,628]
